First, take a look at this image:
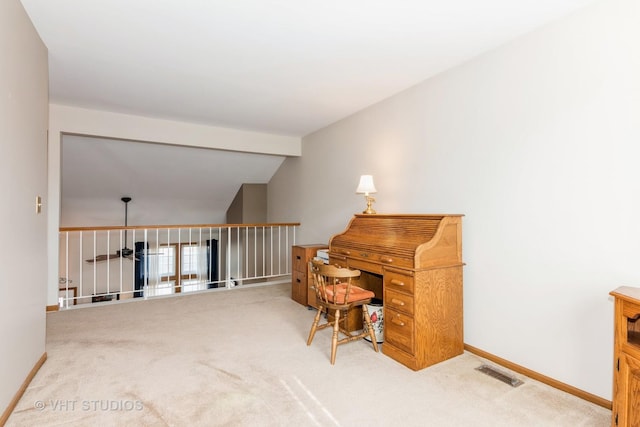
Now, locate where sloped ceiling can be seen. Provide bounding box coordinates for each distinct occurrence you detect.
[20,0,596,224]
[61,136,285,226]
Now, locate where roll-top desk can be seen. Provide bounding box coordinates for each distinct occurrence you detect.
[328,214,464,370]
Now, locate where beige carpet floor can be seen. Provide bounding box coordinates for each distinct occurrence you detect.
[7,283,610,426]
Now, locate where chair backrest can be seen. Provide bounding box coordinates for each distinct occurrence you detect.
[309,259,361,307]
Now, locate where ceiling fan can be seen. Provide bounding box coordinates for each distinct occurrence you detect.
[85,197,139,263]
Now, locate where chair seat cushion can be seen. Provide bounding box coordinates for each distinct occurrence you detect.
[325,284,375,304]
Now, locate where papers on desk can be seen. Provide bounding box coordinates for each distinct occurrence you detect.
[316,249,329,264]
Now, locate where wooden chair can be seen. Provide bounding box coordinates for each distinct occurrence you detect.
[306,259,379,364]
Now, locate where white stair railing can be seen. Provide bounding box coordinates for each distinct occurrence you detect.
[58,222,299,308]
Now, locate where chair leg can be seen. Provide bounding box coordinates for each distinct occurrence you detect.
[330,309,340,364]
[307,307,324,346]
[362,305,379,353]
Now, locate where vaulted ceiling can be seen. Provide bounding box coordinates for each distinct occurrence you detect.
[20,0,595,224]
[60,135,285,226]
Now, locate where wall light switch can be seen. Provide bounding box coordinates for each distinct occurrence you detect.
[36,196,42,214]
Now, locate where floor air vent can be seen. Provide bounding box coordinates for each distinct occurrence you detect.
[475,364,523,387]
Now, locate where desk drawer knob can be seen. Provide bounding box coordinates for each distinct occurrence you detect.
[381,257,393,264]
[390,298,405,306]
[391,318,405,327]
[390,279,405,287]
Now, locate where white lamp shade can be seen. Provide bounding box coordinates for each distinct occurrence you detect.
[356,175,377,194]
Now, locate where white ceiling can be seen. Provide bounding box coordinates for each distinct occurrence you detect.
[20,0,596,224]
[22,0,595,136]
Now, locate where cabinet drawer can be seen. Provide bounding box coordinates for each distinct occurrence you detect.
[385,288,414,316]
[293,269,306,289]
[292,247,307,272]
[384,269,415,295]
[348,257,383,275]
[385,308,415,354]
[331,246,413,269]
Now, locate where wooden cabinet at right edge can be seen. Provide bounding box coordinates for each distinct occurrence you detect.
[610,287,640,427]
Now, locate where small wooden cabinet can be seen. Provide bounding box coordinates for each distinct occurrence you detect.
[291,244,327,307]
[610,286,640,427]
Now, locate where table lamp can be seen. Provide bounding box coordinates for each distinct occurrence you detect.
[356,175,377,214]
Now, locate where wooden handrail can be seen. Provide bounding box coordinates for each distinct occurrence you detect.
[60,222,301,232]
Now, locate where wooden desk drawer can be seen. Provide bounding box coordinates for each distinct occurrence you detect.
[292,269,306,289]
[385,288,414,316]
[331,246,413,269]
[384,269,415,295]
[385,308,414,354]
[348,258,383,275]
[292,247,308,272]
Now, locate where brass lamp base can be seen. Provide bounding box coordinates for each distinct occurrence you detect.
[362,195,376,214]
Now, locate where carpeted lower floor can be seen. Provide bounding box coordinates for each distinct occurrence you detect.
[7,283,610,426]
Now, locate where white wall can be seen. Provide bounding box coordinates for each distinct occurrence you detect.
[0,0,48,417]
[47,105,301,306]
[269,0,640,400]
